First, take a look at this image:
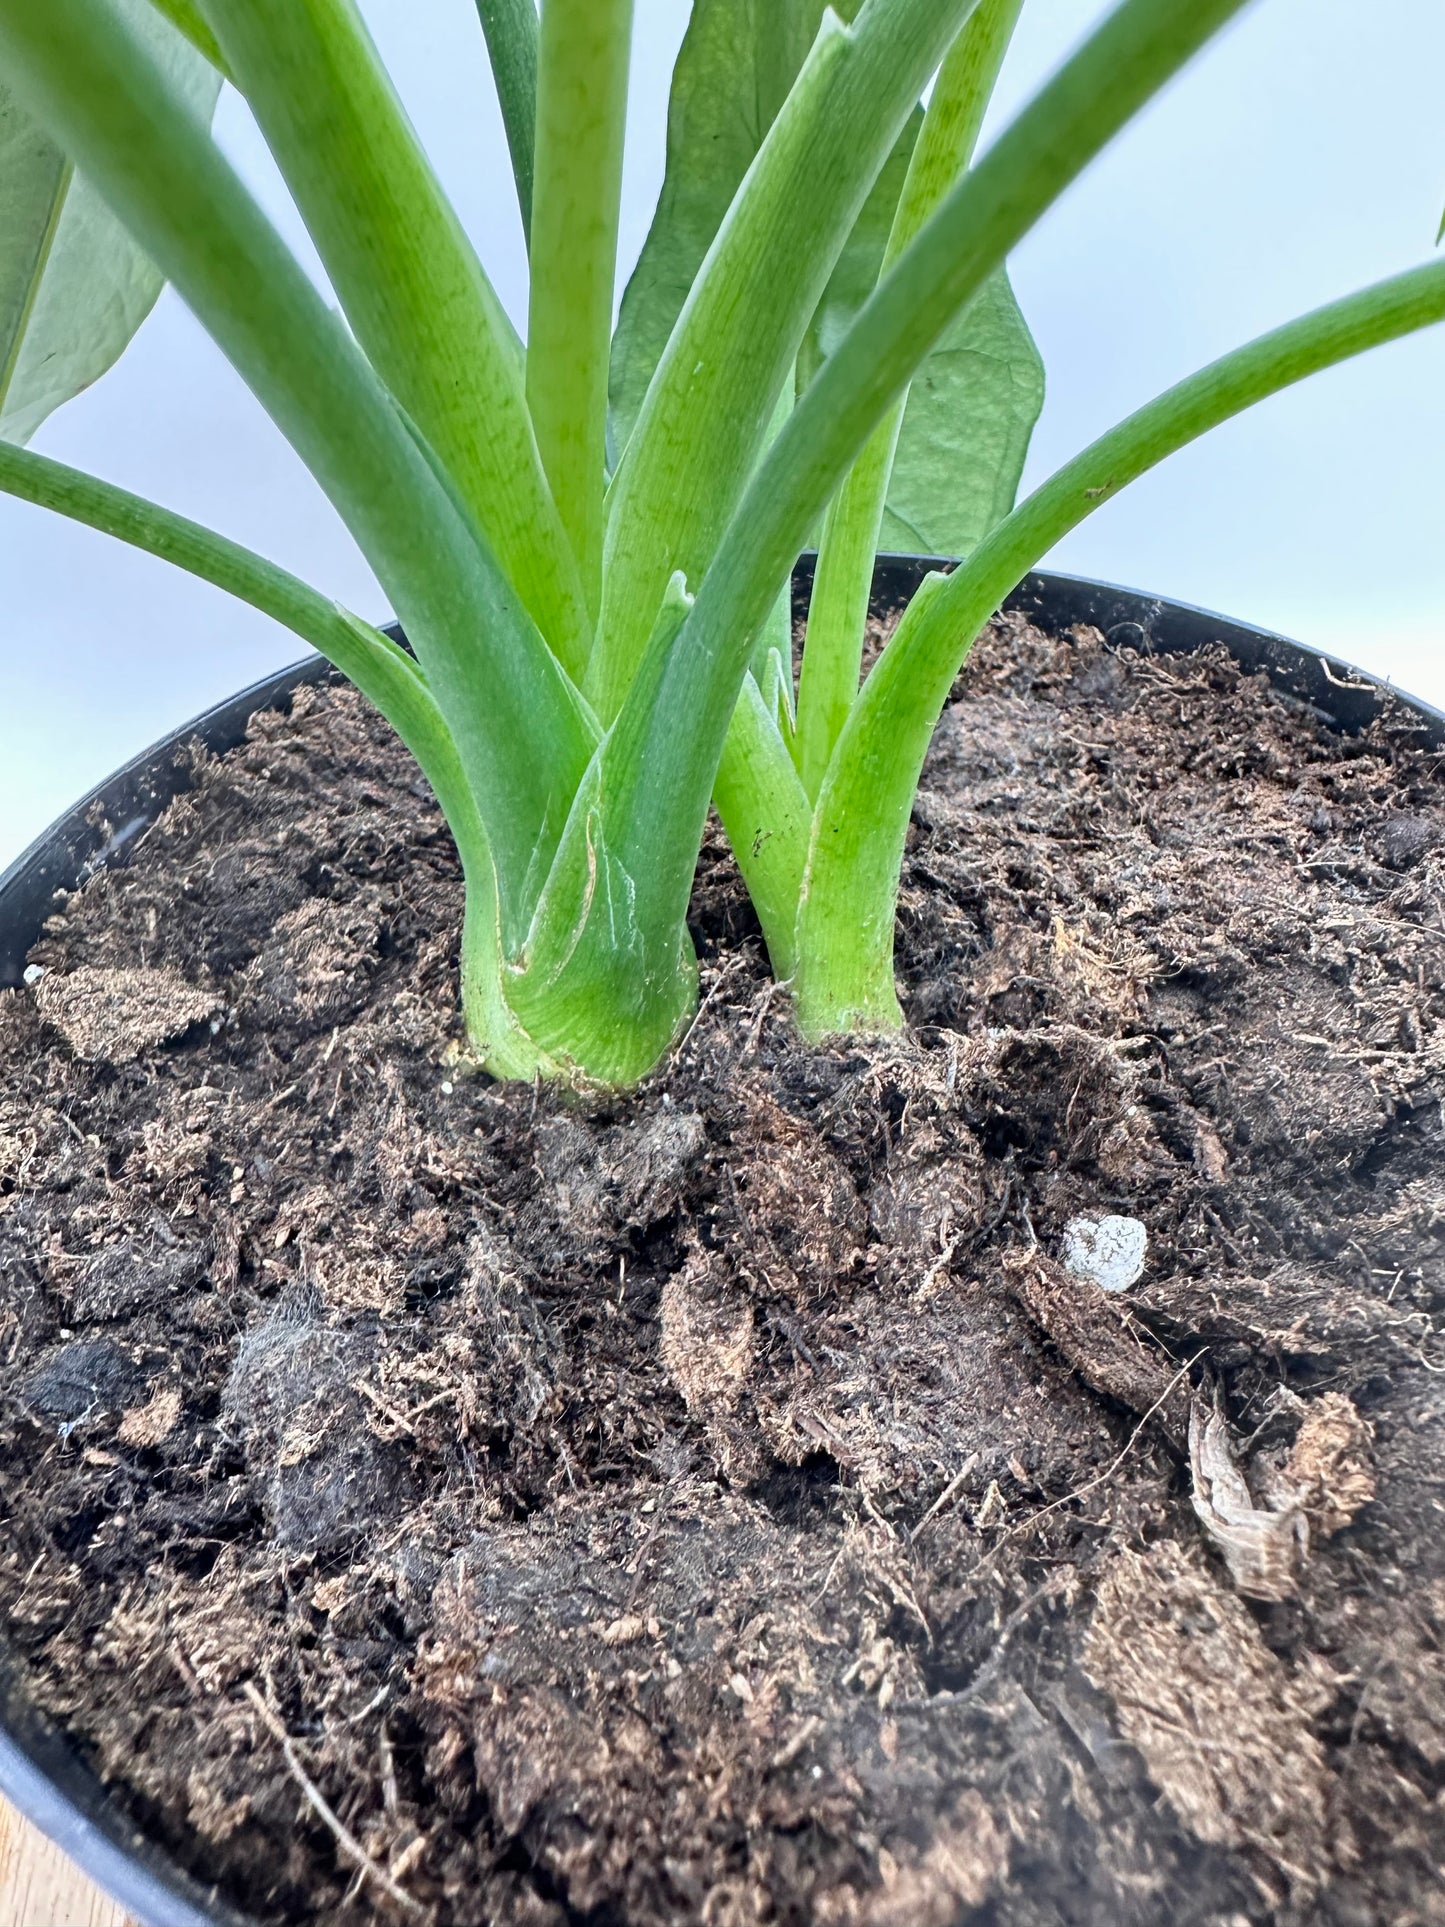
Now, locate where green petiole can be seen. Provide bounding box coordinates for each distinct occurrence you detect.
[476,0,540,245]
[527,0,634,622]
[794,257,1445,1035]
[794,0,1024,801]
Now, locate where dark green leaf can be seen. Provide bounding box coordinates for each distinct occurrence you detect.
[881,268,1043,555]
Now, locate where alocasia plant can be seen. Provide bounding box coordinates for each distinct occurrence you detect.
[0,0,1440,1085]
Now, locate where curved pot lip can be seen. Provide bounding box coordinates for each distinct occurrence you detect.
[0,563,1441,1927]
[0,1710,243,1927]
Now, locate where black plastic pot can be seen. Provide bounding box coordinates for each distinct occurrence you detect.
[1,562,1441,1927]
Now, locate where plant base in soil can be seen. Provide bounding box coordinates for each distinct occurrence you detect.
[1,606,1443,1926]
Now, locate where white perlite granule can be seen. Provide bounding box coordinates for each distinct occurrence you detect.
[1062,1214,1147,1293]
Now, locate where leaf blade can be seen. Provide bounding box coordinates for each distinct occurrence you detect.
[0,0,221,446]
[879,268,1043,557]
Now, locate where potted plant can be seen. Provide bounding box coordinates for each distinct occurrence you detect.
[1,0,1443,1920]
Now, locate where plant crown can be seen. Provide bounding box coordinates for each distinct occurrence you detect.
[0,0,1441,1084]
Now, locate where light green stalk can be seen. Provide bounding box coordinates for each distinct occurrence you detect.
[199,0,591,678]
[0,435,552,1077]
[527,0,634,620]
[794,257,1445,1035]
[713,380,808,983]
[544,0,1260,1025]
[0,0,596,955]
[588,0,983,724]
[145,0,229,72]
[476,0,539,245]
[794,0,1022,799]
[713,679,812,981]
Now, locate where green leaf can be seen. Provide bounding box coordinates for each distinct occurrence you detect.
[608,0,860,462]
[0,1,220,445]
[879,268,1043,556]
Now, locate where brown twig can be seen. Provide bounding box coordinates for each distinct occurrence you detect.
[624,1483,676,1610]
[909,1452,981,1545]
[242,1681,424,1919]
[769,1714,824,1773]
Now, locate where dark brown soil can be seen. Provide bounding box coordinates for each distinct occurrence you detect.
[2,608,1444,1927]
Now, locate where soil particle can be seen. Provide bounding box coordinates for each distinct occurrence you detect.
[72,1235,209,1322]
[1083,1539,1336,1902]
[225,1285,418,1556]
[1,618,1444,1925]
[19,1332,151,1423]
[34,961,220,1061]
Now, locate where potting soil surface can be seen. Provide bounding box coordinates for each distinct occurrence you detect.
[2,610,1443,1926]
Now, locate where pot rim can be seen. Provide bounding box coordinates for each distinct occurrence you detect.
[1,561,1441,1927]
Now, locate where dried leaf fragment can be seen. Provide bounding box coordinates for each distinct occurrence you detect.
[1190,1394,1304,1601]
[660,1258,754,1415]
[1283,1392,1374,1539]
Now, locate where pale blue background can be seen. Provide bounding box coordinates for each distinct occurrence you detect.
[1,0,1441,867]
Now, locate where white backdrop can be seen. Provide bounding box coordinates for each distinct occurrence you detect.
[1,0,1441,867]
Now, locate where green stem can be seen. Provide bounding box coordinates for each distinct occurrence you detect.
[794,412,906,797]
[590,0,982,724]
[0,0,596,950]
[713,680,811,982]
[0,440,410,695]
[201,0,591,678]
[527,0,633,620]
[0,435,551,1077]
[795,256,1445,1035]
[146,0,229,74]
[556,0,1256,1060]
[476,0,539,246]
[794,0,1022,799]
